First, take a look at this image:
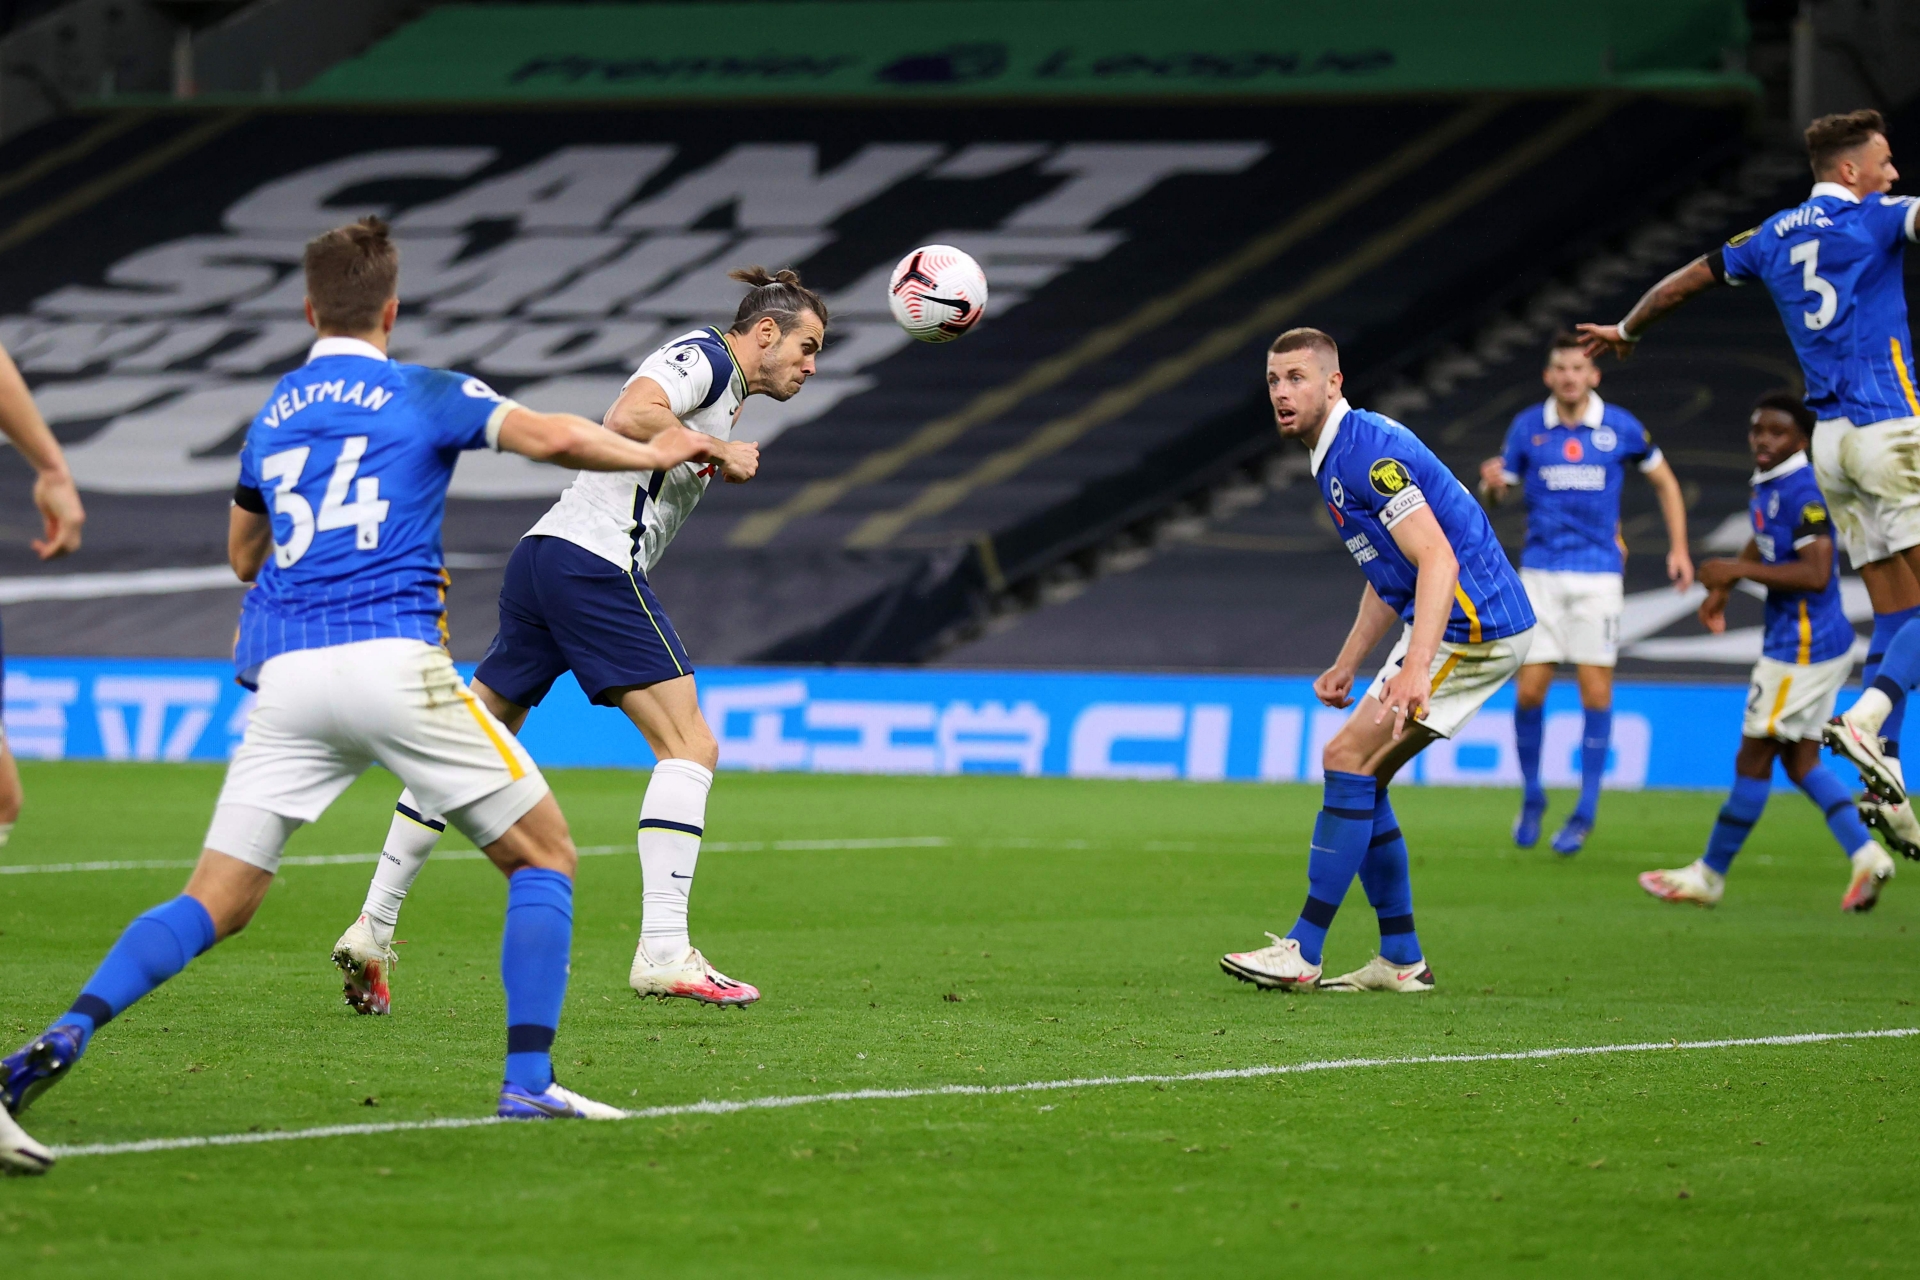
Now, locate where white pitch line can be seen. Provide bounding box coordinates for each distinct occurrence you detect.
[46,1027,1916,1162]
[0,837,952,877]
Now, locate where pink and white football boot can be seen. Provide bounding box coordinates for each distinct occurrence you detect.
[629,942,760,1007]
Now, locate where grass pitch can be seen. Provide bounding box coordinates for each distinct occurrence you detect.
[2,762,1917,1277]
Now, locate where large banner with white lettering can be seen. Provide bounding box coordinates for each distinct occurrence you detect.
[1,655,1770,791]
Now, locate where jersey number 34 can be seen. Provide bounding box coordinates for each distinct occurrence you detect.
[261,437,392,568]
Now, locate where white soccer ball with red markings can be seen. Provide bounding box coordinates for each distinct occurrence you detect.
[888,245,988,343]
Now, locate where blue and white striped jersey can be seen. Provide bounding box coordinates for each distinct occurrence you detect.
[232,337,518,686]
[1313,401,1535,645]
[1748,452,1852,665]
[1718,182,1920,426]
[1498,393,1661,574]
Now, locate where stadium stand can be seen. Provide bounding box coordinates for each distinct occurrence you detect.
[0,92,1758,669]
[944,96,1920,676]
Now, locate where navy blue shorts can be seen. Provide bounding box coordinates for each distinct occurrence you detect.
[475,536,694,709]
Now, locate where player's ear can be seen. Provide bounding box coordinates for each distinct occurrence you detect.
[380,296,399,334]
[303,297,317,332]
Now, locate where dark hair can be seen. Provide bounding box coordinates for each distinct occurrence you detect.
[1546,330,1591,364]
[1753,389,1814,436]
[303,216,399,333]
[1268,326,1339,367]
[1805,109,1886,175]
[728,266,828,334]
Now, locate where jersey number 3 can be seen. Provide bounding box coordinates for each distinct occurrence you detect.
[260,437,392,568]
[1788,240,1838,331]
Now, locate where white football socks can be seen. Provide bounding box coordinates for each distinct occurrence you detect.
[1850,688,1894,735]
[637,758,713,966]
[361,789,444,947]
[0,822,14,849]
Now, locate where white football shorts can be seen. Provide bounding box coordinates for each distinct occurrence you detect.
[1519,568,1624,668]
[211,638,546,871]
[1366,625,1534,739]
[1742,652,1854,744]
[1812,415,1920,566]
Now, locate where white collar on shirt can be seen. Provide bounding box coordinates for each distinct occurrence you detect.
[1308,398,1352,477]
[1542,392,1605,429]
[307,336,388,363]
[1809,181,1861,205]
[1752,450,1811,485]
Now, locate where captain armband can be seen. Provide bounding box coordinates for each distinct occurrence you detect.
[1380,485,1429,528]
[232,483,267,514]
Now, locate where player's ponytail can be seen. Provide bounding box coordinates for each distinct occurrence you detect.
[727,265,829,335]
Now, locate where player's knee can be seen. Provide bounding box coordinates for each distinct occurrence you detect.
[682,721,719,771]
[1321,737,1368,776]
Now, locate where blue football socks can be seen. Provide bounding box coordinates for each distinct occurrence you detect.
[501,867,573,1094]
[1798,764,1874,855]
[1514,705,1546,808]
[1702,775,1771,875]
[1866,607,1920,754]
[1286,771,1377,966]
[53,895,215,1054]
[1357,785,1422,965]
[1866,606,1912,756]
[1572,708,1611,823]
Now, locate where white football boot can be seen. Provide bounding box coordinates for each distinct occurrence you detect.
[0,1106,53,1175]
[1320,953,1436,993]
[1219,932,1322,990]
[1841,843,1897,913]
[1824,711,1904,803]
[331,913,398,1016]
[1637,859,1725,907]
[1858,792,1920,860]
[629,942,760,1007]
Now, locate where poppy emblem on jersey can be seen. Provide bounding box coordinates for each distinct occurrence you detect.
[1562,439,1584,462]
[1368,459,1412,496]
[1590,426,1616,452]
[1752,506,1765,532]
[1801,501,1829,527]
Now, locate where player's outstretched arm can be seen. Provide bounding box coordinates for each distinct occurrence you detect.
[1577,256,1718,361]
[1380,505,1461,739]
[1315,584,1403,710]
[1643,457,1694,590]
[497,408,714,473]
[0,343,83,559]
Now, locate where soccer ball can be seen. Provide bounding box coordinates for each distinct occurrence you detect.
[888,245,988,343]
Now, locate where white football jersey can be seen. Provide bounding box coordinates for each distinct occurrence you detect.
[525,327,744,572]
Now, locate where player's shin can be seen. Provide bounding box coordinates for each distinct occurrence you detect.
[6,894,217,1114]
[362,790,443,945]
[1515,705,1546,807]
[500,867,573,1095]
[1703,774,1771,875]
[637,759,712,966]
[1358,787,1422,965]
[1863,606,1919,763]
[1798,764,1876,857]
[1573,709,1611,823]
[1285,771,1376,965]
